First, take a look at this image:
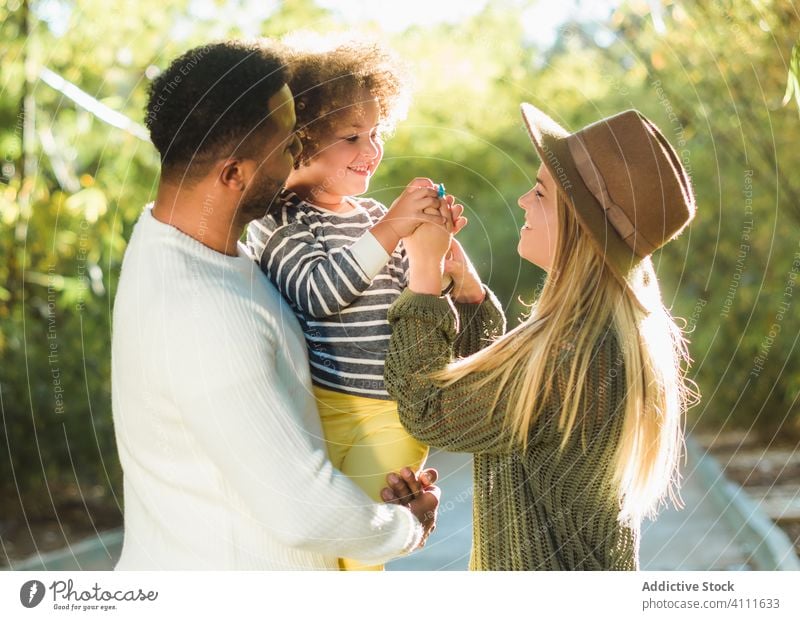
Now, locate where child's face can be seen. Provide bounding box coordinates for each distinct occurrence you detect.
[291,92,384,201]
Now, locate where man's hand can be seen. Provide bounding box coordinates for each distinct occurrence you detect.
[381,467,440,547]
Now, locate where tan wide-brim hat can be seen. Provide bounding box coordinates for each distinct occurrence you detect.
[519,103,696,312]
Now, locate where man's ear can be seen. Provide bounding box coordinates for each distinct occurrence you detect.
[218,158,248,191]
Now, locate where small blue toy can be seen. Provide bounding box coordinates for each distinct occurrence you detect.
[437,183,446,198]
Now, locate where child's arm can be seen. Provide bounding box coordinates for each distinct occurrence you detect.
[247,182,446,318]
[247,210,384,319]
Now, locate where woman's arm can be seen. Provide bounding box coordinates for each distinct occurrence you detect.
[439,238,505,357]
[388,217,528,453]
[452,286,506,358]
[385,289,523,454]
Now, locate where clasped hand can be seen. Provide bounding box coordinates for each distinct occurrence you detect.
[400,178,484,302]
[381,467,440,548]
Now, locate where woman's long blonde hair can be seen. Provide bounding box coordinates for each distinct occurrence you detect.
[435,189,697,523]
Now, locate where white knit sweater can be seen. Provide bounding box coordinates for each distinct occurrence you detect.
[111,206,422,569]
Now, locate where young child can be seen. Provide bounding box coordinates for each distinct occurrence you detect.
[246,39,454,571]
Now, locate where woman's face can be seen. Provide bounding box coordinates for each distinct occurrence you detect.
[517,163,558,270]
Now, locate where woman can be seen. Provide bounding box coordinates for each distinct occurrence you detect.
[382,104,698,570]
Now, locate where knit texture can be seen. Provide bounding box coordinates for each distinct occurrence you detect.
[112,205,422,570]
[385,288,639,570]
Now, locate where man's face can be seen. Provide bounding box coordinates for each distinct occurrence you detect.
[239,84,302,222]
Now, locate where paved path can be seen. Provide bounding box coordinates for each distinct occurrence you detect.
[11,442,774,571]
[387,450,475,571]
[388,446,755,571]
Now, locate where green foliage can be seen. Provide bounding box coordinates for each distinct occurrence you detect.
[598,0,800,441]
[2,0,799,523]
[784,37,800,117]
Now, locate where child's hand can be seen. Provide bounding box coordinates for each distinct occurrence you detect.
[370,178,446,255]
[385,178,447,238]
[404,198,467,265]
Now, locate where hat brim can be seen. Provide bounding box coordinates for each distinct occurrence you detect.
[519,102,660,313]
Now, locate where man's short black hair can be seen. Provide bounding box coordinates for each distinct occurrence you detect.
[144,40,290,178]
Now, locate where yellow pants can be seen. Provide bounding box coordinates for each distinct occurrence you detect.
[313,385,429,571]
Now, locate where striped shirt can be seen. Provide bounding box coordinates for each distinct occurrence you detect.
[247,190,408,399]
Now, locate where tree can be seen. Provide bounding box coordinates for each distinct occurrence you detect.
[2,0,798,557]
[0,0,330,531]
[785,36,800,117]
[602,0,800,439]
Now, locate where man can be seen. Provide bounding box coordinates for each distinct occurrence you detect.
[112,40,438,569]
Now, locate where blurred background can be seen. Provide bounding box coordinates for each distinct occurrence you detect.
[1,0,799,569]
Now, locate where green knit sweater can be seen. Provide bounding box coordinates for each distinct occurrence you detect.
[385,287,638,570]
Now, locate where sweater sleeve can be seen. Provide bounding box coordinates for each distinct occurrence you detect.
[167,298,422,564]
[246,211,390,319]
[385,289,532,455]
[451,285,506,358]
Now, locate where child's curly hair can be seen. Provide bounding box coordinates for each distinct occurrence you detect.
[283,35,410,167]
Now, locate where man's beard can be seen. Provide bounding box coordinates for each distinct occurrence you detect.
[238,173,285,224]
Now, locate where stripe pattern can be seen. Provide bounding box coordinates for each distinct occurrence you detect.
[247,191,408,399]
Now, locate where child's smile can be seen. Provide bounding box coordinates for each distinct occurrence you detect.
[288,90,384,209]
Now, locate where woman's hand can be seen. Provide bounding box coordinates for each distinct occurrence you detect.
[404,220,451,294]
[444,239,485,304]
[403,197,466,295]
